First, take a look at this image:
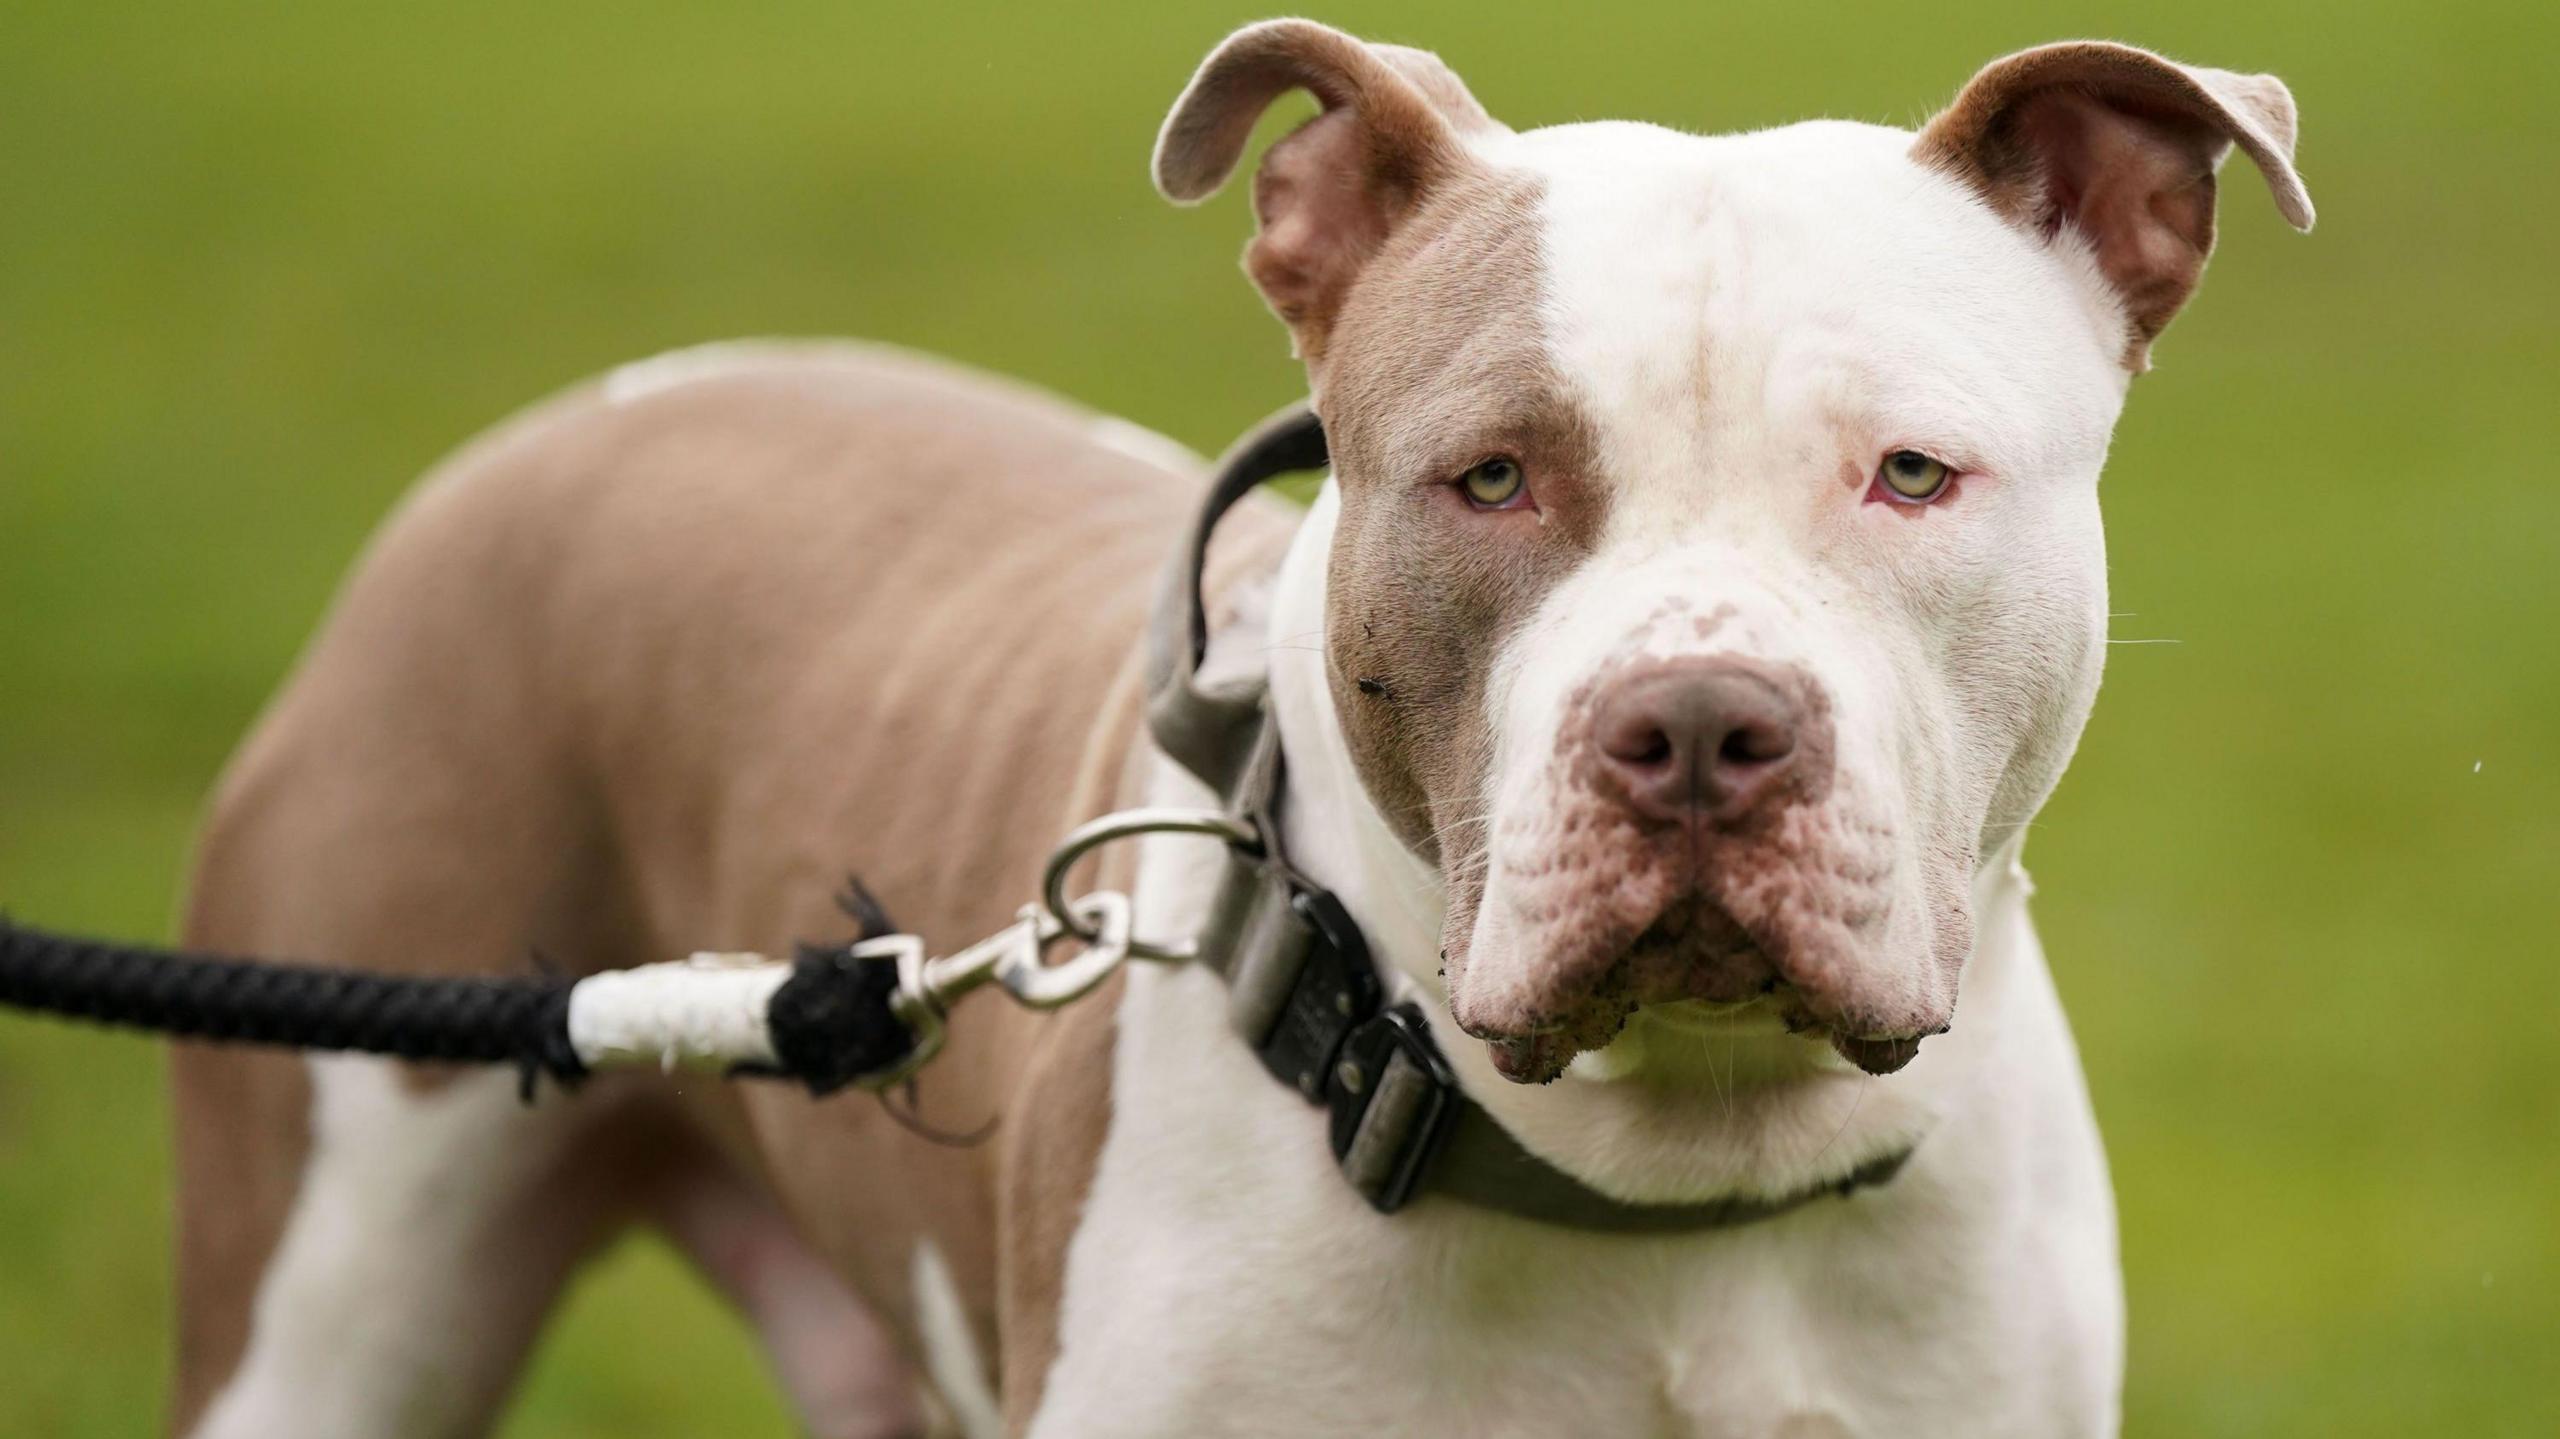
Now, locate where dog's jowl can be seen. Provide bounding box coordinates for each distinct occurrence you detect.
[172,21,2310,1439]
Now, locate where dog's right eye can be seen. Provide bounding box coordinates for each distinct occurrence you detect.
[1459,456,1530,509]
[1876,449,1953,503]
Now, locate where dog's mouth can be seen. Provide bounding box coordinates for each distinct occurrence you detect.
[1477,993,1927,1084]
[1465,896,1933,1083]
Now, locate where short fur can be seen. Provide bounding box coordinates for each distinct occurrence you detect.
[172,23,2310,1438]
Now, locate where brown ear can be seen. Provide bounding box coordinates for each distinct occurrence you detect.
[1155,20,1504,366]
[1914,42,2314,369]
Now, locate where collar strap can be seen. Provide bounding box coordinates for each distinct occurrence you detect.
[1144,402,1331,797]
[1144,403,1911,1231]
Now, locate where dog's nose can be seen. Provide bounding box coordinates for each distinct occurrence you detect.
[1593,658,1803,824]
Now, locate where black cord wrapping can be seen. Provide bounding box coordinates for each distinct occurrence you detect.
[0,915,588,1097]
[752,945,910,1096]
[760,879,916,1096]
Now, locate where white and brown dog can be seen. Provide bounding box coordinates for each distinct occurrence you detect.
[168,20,2311,1438]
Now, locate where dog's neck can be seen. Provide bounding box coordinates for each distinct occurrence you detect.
[1263,481,2042,1202]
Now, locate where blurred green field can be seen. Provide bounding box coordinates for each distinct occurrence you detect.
[3,1,2553,1434]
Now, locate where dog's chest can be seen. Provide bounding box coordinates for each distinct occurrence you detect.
[1026,962,2077,1439]
[1015,750,2114,1436]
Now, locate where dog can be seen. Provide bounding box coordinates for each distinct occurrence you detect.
[167,20,2311,1438]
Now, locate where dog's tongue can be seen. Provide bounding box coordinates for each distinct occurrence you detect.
[1830,1032,1924,1075]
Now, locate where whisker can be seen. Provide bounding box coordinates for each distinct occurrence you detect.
[1422,810,1498,857]
[1714,1036,1736,1121]
[1807,1077,1869,1171]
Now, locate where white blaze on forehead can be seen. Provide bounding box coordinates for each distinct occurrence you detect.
[1502,117,2127,545]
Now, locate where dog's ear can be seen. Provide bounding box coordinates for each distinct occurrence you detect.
[1155,20,1505,367]
[1914,42,2314,369]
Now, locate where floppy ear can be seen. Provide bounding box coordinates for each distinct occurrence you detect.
[1914,42,2315,369]
[1155,19,1506,367]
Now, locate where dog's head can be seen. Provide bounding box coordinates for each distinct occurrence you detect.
[1159,24,2310,1085]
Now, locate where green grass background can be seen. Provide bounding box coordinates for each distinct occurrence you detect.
[2,1,2552,1433]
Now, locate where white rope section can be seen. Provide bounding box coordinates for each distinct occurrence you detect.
[564,952,794,1072]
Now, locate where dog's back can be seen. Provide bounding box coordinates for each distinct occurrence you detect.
[170,341,1285,1437]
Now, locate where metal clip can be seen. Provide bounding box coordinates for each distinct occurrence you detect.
[848,892,1135,1089]
[843,806,1261,1090]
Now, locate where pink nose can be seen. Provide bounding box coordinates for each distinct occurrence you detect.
[1593,657,1805,825]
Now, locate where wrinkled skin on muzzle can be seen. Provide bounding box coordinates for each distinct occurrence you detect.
[1449,550,2005,1083]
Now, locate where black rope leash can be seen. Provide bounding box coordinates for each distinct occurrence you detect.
[0,883,916,1100]
[0,914,586,1083]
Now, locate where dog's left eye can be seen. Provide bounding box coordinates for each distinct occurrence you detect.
[1877,450,1952,503]
[1459,456,1529,509]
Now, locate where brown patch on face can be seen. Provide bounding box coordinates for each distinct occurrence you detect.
[1156,26,1596,940]
[1314,165,1604,929]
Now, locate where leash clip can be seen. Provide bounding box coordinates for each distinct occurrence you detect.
[849,892,1132,1089]
[845,804,1257,1089]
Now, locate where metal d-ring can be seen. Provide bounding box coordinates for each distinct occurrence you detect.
[1039,806,1262,963]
